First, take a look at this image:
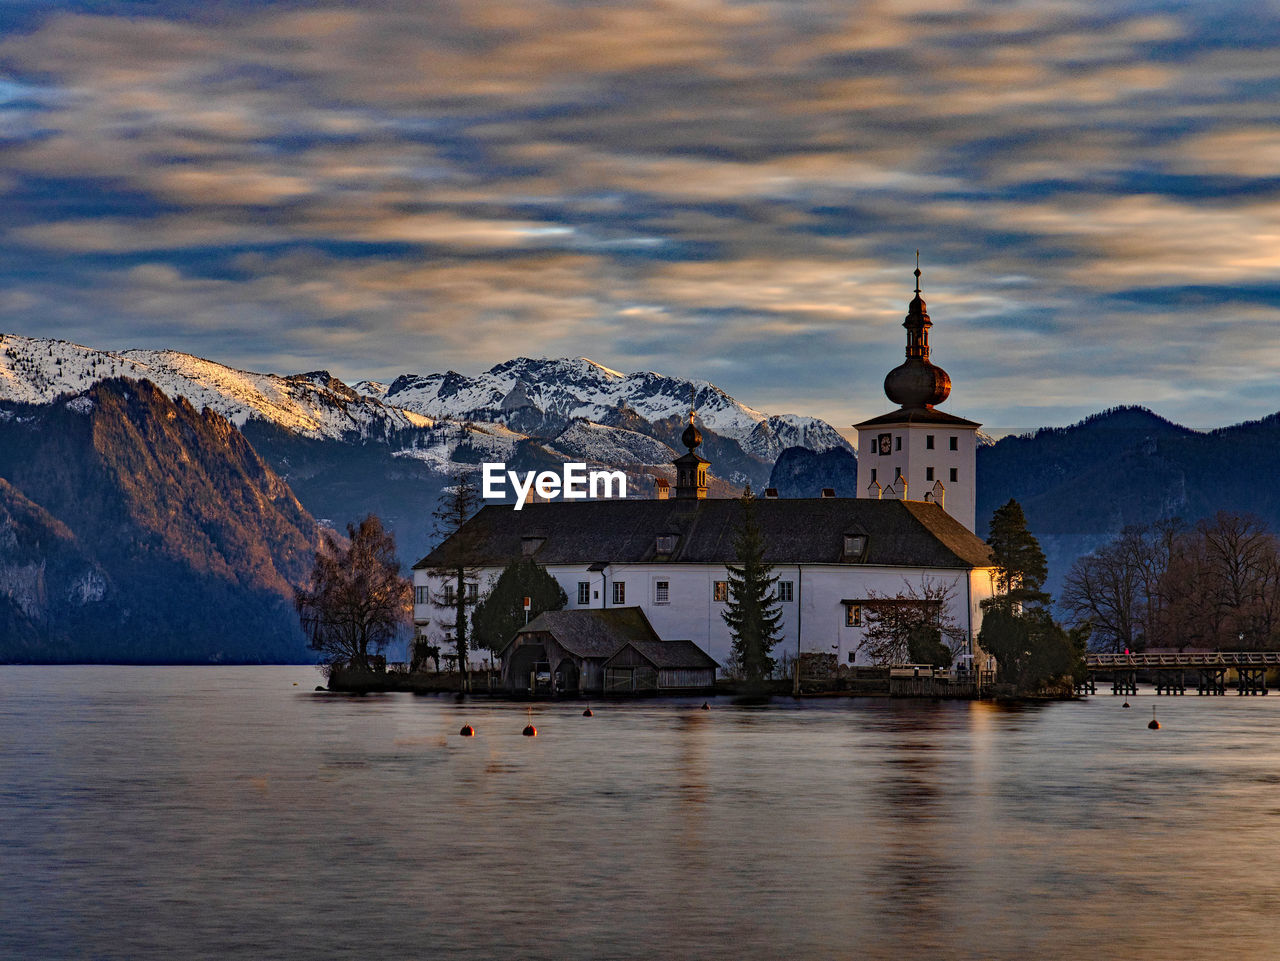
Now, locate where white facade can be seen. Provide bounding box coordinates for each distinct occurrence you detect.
[415,560,997,672]
[856,421,979,532]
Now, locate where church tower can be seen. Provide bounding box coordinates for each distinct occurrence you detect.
[855,262,981,531]
[673,410,710,500]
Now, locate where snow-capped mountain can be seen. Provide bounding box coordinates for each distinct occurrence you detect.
[382,357,853,461]
[0,334,431,441]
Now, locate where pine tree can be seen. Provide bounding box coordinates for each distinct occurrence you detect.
[979,500,1084,691]
[471,557,568,654]
[985,499,1050,611]
[429,470,482,691]
[721,486,783,685]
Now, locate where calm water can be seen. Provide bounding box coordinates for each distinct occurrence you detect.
[3,668,1280,960]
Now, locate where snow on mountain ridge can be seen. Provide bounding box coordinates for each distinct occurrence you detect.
[0,335,432,441]
[384,356,852,458]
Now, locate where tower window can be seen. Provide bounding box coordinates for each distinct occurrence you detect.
[926,467,934,481]
[895,467,902,479]
[870,468,877,483]
[949,436,958,451]
[950,468,958,482]
[895,436,902,451]
[926,435,935,450]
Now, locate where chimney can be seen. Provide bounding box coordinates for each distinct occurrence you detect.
[764,488,779,499]
[655,477,670,500]
[821,488,836,498]
[929,479,946,510]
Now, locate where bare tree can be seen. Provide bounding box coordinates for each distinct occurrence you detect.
[295,515,410,673]
[428,470,482,690]
[857,577,968,666]
[1062,520,1183,652]
[1147,513,1280,650]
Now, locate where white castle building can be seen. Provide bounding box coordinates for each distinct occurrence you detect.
[413,269,996,675]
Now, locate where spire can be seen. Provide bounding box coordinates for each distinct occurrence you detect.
[681,383,702,451]
[883,255,951,408]
[675,380,708,499]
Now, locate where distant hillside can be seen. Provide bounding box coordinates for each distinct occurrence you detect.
[0,378,320,663]
[768,446,860,497]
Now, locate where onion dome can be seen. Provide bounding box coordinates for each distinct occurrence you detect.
[682,418,702,451]
[883,261,951,408]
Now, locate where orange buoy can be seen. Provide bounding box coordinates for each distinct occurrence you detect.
[700,702,710,711]
[1148,707,1160,730]
[459,724,475,737]
[522,724,538,737]
[1122,700,1130,709]
[582,707,593,717]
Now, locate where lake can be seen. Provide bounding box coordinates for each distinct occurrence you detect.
[3,666,1279,960]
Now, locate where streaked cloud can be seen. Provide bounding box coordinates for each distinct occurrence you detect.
[0,0,1277,430]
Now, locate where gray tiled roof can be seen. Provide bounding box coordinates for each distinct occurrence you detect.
[854,406,981,429]
[511,607,660,658]
[416,497,992,570]
[610,639,720,670]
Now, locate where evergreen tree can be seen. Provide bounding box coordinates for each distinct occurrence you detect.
[721,486,783,684]
[471,557,568,654]
[979,501,1085,691]
[294,514,410,673]
[429,470,482,691]
[985,499,1050,611]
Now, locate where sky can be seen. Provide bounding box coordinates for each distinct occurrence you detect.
[1,0,1278,432]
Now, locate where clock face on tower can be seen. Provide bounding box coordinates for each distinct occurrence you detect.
[878,433,892,455]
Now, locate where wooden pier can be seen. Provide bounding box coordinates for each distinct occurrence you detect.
[1083,652,1280,695]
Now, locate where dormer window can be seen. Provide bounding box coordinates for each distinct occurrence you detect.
[521,536,545,556]
[843,534,868,559]
[656,534,676,554]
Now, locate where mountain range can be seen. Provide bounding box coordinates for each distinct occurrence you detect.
[4,332,1280,660]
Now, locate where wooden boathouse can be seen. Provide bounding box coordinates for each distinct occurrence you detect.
[499,607,718,696]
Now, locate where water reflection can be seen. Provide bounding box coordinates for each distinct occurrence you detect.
[5,670,1280,960]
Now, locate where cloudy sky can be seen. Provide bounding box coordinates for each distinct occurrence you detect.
[1,0,1278,431]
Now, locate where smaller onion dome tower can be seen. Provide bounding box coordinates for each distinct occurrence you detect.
[673,396,710,500]
[854,257,981,531]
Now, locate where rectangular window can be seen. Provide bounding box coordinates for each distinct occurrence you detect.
[895,466,902,479]
[713,580,728,602]
[466,583,478,603]
[577,582,590,605]
[442,585,456,606]
[777,581,794,603]
[949,436,958,451]
[613,581,626,605]
[926,435,935,450]
[895,436,902,451]
[926,467,935,481]
[414,586,428,605]
[870,468,877,483]
[846,603,862,627]
[655,580,670,604]
[950,468,958,483]
[656,534,676,553]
